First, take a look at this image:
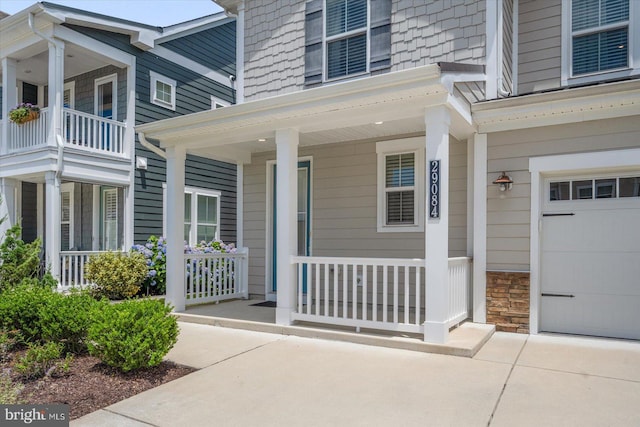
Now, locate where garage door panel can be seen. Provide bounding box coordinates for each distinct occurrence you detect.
[542,251,640,295]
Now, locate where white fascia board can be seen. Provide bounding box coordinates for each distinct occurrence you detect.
[136,64,443,137]
[150,45,232,89]
[0,149,58,178]
[529,147,640,174]
[53,25,135,67]
[157,15,233,44]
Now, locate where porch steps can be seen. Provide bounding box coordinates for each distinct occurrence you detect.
[172,311,495,358]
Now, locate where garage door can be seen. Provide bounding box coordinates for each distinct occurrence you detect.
[540,175,640,340]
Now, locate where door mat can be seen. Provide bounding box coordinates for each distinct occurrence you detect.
[250,301,277,308]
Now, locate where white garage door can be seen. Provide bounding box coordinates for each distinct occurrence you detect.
[540,175,640,340]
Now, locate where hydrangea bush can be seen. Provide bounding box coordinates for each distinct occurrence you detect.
[132,236,236,295]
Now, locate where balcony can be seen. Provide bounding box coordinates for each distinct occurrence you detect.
[2,107,128,157]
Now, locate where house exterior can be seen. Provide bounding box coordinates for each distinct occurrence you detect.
[0,2,239,287]
[110,0,640,344]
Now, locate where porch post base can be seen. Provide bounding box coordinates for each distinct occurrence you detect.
[275,307,293,326]
[423,321,448,344]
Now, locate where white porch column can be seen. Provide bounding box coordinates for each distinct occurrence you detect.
[166,146,186,312]
[0,178,18,239]
[47,41,65,147]
[275,128,298,325]
[1,57,18,155]
[44,171,61,278]
[124,63,136,249]
[236,163,244,248]
[472,133,488,323]
[424,106,451,344]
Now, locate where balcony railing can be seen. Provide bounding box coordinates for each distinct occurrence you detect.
[4,108,127,156]
[184,249,250,305]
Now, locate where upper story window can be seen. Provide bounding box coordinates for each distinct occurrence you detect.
[211,96,230,109]
[325,0,368,80]
[562,0,639,85]
[150,71,176,111]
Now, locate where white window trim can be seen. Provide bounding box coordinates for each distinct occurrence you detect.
[162,184,221,245]
[63,81,75,109]
[211,95,230,109]
[376,137,425,233]
[60,183,74,251]
[322,0,371,83]
[102,187,119,251]
[94,74,118,119]
[561,0,640,86]
[150,71,177,111]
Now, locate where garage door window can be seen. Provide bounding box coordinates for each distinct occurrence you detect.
[550,175,640,201]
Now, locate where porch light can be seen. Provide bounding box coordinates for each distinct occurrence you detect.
[258,138,267,142]
[493,172,513,193]
[374,121,384,125]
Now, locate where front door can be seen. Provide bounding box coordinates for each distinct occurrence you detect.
[271,161,311,292]
[94,75,117,150]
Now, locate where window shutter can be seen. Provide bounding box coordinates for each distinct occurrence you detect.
[103,189,118,250]
[305,0,323,86]
[61,191,71,251]
[369,0,391,72]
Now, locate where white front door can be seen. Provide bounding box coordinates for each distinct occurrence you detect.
[540,175,640,340]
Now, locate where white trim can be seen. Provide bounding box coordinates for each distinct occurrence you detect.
[52,25,135,68]
[512,0,519,95]
[63,81,75,109]
[561,0,640,86]
[162,184,222,245]
[149,71,176,111]
[60,182,74,250]
[528,147,640,334]
[157,15,233,43]
[150,45,233,89]
[466,137,474,257]
[36,183,43,238]
[265,156,313,300]
[485,0,499,99]
[211,96,230,109]
[236,163,243,248]
[94,73,118,120]
[376,137,425,233]
[472,133,487,324]
[102,187,119,251]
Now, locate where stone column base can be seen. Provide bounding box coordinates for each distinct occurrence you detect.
[486,271,530,334]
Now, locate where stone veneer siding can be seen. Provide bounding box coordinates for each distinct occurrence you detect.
[486,271,530,333]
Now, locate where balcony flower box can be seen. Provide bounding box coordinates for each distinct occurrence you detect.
[9,103,40,124]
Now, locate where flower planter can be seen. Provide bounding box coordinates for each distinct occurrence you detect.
[9,103,41,125]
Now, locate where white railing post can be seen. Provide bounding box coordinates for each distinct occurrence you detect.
[241,248,249,299]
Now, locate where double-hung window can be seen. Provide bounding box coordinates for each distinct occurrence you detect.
[163,186,221,245]
[564,0,638,84]
[376,138,425,232]
[325,0,368,80]
[150,71,176,110]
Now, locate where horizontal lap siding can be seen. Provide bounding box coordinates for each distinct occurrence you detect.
[244,137,468,297]
[487,116,640,271]
[517,0,561,94]
[64,24,237,245]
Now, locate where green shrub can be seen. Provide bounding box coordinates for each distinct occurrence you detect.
[15,342,71,379]
[85,252,148,299]
[0,285,54,341]
[0,373,23,404]
[0,225,43,291]
[87,299,178,372]
[0,329,20,362]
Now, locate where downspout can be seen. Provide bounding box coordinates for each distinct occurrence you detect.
[138,132,167,159]
[29,12,66,177]
[223,2,244,104]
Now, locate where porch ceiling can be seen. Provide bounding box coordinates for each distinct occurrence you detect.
[137,64,482,164]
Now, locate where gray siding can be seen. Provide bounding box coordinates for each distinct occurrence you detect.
[391,0,485,71]
[486,116,640,271]
[63,65,127,121]
[161,21,236,76]
[64,24,238,245]
[517,0,562,94]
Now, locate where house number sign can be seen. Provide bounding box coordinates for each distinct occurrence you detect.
[429,160,440,218]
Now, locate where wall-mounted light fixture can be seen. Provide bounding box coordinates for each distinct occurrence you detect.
[493,172,513,193]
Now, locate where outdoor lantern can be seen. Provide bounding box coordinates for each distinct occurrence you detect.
[493,172,513,193]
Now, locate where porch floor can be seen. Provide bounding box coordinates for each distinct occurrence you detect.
[176,299,495,357]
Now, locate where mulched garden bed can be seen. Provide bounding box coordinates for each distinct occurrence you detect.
[2,352,195,420]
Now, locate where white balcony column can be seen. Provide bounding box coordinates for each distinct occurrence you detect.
[275,128,299,325]
[1,57,18,155]
[44,171,61,278]
[423,106,451,344]
[165,145,186,312]
[472,133,488,323]
[47,40,65,147]
[0,178,18,240]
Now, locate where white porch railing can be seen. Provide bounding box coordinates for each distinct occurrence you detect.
[290,256,473,335]
[184,249,249,305]
[7,108,49,153]
[59,251,111,290]
[447,257,473,328]
[63,108,126,155]
[291,256,427,334]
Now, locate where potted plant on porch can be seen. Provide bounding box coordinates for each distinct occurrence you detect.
[8,103,40,124]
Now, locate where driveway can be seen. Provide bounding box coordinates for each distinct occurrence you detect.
[72,323,640,426]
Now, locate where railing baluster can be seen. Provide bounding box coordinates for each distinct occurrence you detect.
[306,262,312,314]
[415,266,421,325]
[324,263,329,316]
[342,264,347,319]
[362,265,367,321]
[404,266,410,324]
[298,262,303,312]
[382,265,388,323]
[393,266,398,324]
[372,265,378,322]
[315,262,320,316]
[333,263,338,318]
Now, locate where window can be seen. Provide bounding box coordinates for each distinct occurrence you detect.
[563,0,639,84]
[325,0,368,80]
[211,96,230,109]
[549,175,640,201]
[150,71,176,110]
[376,138,424,232]
[163,186,221,245]
[103,188,119,250]
[60,183,74,251]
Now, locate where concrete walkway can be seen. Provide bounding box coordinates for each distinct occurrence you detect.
[72,323,640,427]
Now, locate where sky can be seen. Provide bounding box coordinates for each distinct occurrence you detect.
[0,0,224,26]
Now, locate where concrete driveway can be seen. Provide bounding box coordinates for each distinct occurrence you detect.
[72,323,640,427]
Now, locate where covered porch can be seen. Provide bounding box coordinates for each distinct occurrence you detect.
[137,63,489,344]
